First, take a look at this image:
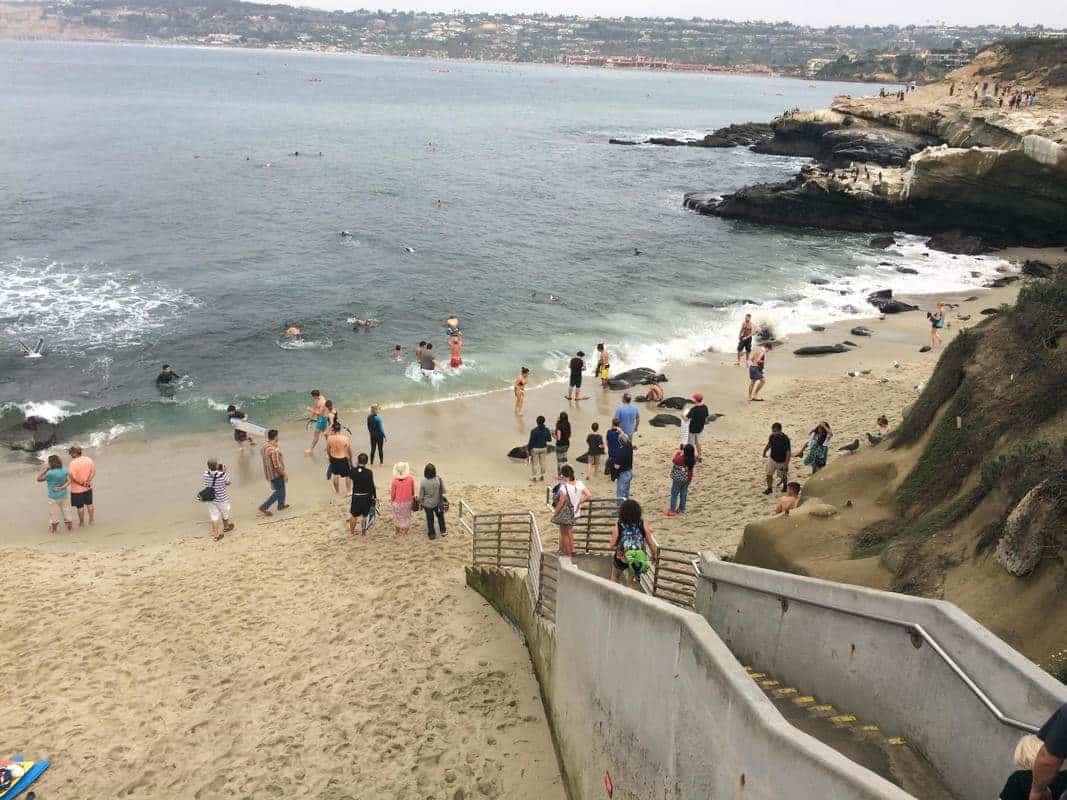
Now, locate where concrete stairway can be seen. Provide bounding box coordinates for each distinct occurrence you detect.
[744,666,959,799]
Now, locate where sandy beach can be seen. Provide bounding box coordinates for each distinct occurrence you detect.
[1,254,1044,795]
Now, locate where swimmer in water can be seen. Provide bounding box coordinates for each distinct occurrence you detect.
[286,326,302,337]
[390,345,406,361]
[351,318,376,330]
[448,333,463,368]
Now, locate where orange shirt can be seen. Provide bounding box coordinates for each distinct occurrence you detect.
[68,455,96,494]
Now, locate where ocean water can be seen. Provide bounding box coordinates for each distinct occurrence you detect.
[0,41,1007,452]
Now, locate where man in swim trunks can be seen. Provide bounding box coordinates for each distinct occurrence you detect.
[415,341,427,363]
[305,389,329,454]
[567,350,585,401]
[67,445,96,527]
[448,333,463,368]
[736,314,755,366]
[748,343,769,402]
[325,421,353,494]
[596,343,610,387]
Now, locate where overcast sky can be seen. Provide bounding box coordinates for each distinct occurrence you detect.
[285,0,1067,28]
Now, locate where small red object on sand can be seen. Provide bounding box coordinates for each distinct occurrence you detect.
[604,770,614,797]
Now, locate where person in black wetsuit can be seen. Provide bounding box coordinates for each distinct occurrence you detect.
[567,350,585,401]
[348,453,376,536]
[155,364,180,394]
[367,405,386,464]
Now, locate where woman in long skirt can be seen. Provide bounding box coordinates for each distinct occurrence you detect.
[390,461,416,534]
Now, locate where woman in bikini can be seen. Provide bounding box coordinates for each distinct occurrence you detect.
[514,367,530,415]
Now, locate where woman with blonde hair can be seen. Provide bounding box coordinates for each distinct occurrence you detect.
[390,461,416,534]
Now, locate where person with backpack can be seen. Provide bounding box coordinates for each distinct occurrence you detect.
[664,443,696,516]
[610,499,659,587]
[550,464,590,556]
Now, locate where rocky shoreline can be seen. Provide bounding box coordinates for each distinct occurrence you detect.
[618,40,1067,251]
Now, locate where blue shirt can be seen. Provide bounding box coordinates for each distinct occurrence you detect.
[45,467,69,500]
[527,425,552,450]
[606,428,622,459]
[615,404,640,436]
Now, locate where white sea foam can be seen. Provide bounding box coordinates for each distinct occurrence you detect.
[16,400,75,423]
[555,235,1011,376]
[0,257,201,355]
[275,336,334,350]
[87,422,145,449]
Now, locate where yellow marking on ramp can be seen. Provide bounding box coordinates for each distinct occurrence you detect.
[773,687,798,698]
[830,714,857,725]
[793,696,816,705]
[860,725,880,733]
[888,737,908,746]
[759,679,780,688]
[748,672,765,679]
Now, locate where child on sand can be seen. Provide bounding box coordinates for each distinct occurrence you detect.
[585,422,605,480]
[776,482,801,515]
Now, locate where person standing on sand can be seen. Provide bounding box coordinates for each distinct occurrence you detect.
[259,429,290,516]
[614,394,640,439]
[665,443,696,516]
[325,421,353,495]
[736,314,755,366]
[567,350,585,401]
[748,343,770,402]
[610,499,658,587]
[367,404,386,465]
[418,463,447,540]
[684,393,710,461]
[67,445,96,527]
[595,343,610,387]
[37,454,74,533]
[762,422,791,495]
[798,422,832,474]
[551,464,590,557]
[605,418,622,477]
[526,415,552,482]
[929,300,946,347]
[612,433,635,501]
[447,333,463,368]
[201,459,234,541]
[554,411,572,469]
[348,453,376,536]
[585,422,605,480]
[305,389,328,454]
[390,462,416,534]
[514,367,530,415]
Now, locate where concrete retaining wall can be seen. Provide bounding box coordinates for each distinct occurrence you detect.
[468,561,913,800]
[694,554,1067,800]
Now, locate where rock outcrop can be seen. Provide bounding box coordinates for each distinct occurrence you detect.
[609,122,774,150]
[684,39,1067,248]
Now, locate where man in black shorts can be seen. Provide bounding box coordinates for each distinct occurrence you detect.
[736,314,755,366]
[567,350,586,401]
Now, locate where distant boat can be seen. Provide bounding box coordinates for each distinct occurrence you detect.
[307,76,322,83]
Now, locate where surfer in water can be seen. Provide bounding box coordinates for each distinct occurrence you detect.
[227,405,255,446]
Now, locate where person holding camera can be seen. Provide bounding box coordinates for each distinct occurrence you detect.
[200,458,234,541]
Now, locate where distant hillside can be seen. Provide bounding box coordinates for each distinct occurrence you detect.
[816,52,951,84]
[735,267,1067,676]
[973,36,1067,86]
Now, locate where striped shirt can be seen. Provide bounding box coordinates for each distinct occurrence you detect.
[261,442,285,481]
[202,470,231,503]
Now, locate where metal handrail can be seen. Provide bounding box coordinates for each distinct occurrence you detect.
[693,560,1040,734]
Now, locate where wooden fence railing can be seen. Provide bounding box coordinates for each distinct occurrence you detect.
[466,498,698,614]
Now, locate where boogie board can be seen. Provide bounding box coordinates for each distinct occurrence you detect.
[230,417,269,438]
[0,756,50,800]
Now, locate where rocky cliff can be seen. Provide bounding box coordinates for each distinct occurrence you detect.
[733,269,1067,673]
[688,38,1067,249]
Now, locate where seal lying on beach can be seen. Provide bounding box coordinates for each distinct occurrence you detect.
[657,397,690,410]
[794,344,849,356]
[649,414,682,427]
[607,368,668,390]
